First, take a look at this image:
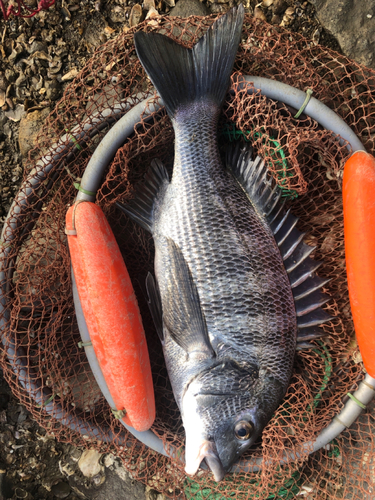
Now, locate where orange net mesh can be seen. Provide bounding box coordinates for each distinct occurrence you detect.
[1,14,375,499]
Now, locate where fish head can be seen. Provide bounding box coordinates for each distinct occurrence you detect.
[181,360,286,481]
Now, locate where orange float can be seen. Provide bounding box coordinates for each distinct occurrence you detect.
[66,202,155,431]
[343,151,375,377]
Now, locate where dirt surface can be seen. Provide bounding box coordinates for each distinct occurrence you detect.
[0,0,341,220]
[0,1,351,498]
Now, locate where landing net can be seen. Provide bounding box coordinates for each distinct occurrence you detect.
[1,14,374,500]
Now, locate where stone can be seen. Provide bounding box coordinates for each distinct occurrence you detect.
[15,73,26,87]
[78,449,103,478]
[210,4,230,14]
[4,69,16,83]
[51,481,71,499]
[254,7,267,21]
[311,0,375,69]
[61,68,79,81]
[71,466,147,500]
[284,6,295,16]
[28,40,48,55]
[4,104,26,123]
[273,0,289,15]
[109,5,127,23]
[103,453,115,468]
[18,107,50,157]
[146,7,160,19]
[129,4,143,27]
[0,73,7,91]
[45,79,61,100]
[169,0,209,17]
[84,12,108,48]
[143,0,156,10]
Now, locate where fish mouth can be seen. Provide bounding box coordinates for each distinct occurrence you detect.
[185,440,226,483]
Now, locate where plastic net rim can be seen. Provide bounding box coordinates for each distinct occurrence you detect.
[1,76,372,479]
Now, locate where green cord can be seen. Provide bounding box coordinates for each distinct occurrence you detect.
[111,409,127,419]
[307,340,333,412]
[327,439,341,458]
[73,182,96,197]
[220,124,298,200]
[294,89,313,119]
[36,393,55,407]
[65,128,82,150]
[184,471,302,500]
[346,392,366,410]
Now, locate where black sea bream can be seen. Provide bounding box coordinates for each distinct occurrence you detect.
[118,5,332,482]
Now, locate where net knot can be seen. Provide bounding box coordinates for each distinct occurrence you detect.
[78,341,93,348]
[64,200,87,236]
[111,409,127,420]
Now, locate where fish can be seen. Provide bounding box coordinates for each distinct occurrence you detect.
[117,5,332,482]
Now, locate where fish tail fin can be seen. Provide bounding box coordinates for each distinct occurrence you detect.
[134,5,244,118]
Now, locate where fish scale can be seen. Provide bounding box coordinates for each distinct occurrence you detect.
[117,5,332,482]
[156,124,296,366]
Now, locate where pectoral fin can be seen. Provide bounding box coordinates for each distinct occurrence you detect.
[146,272,164,342]
[162,239,214,359]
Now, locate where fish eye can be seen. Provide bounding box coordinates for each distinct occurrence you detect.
[234,420,253,441]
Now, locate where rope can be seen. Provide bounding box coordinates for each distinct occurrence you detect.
[294,89,313,119]
[220,124,298,200]
[73,182,96,197]
[346,392,366,410]
[64,199,86,236]
[78,341,93,348]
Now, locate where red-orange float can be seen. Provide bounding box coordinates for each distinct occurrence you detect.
[343,151,375,378]
[66,202,155,431]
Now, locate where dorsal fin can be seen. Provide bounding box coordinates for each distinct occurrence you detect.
[116,159,169,233]
[226,143,334,348]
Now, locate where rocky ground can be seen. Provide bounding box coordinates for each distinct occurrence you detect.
[0,0,374,498]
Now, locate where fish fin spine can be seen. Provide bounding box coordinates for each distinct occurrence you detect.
[116,158,169,233]
[227,142,334,341]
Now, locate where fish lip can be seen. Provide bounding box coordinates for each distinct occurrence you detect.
[185,440,226,482]
[204,450,226,482]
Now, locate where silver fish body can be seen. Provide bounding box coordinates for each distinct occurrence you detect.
[153,102,297,475]
[118,5,332,482]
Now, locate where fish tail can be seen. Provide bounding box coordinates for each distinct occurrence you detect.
[134,5,244,118]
